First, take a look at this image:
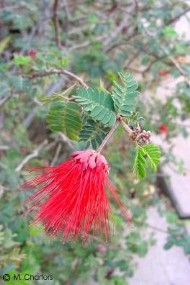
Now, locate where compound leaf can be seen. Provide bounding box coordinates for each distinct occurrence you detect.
[75,87,116,126]
[111,72,140,116]
[46,101,82,140]
[79,117,110,149]
[134,144,160,179]
[141,144,161,171]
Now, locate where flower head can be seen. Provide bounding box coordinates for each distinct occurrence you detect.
[23,149,132,241]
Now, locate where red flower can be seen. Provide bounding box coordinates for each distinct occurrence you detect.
[27,49,37,59]
[23,150,132,241]
[159,124,168,134]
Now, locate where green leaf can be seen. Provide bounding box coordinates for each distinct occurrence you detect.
[79,117,109,149]
[29,224,44,237]
[162,26,177,38]
[137,241,148,257]
[46,101,82,140]
[39,84,76,103]
[164,240,174,250]
[59,57,69,68]
[13,56,31,66]
[39,94,65,103]
[111,72,140,116]
[133,149,147,179]
[10,76,32,92]
[134,144,160,179]
[0,35,11,53]
[141,144,161,171]
[166,212,178,224]
[111,276,127,285]
[88,13,98,24]
[75,87,116,126]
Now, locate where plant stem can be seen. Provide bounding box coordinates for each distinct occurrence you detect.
[96,119,120,153]
[25,69,88,88]
[15,140,48,172]
[120,118,133,136]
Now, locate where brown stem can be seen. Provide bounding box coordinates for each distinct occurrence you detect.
[15,140,48,172]
[120,118,133,136]
[166,7,190,25]
[96,119,120,153]
[0,93,13,107]
[96,117,136,153]
[53,0,62,49]
[24,69,88,88]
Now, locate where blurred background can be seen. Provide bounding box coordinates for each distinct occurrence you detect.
[0,1,190,284]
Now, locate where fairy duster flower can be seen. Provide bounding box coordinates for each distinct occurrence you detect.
[23,149,132,241]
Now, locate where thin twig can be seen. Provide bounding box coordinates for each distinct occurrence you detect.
[134,0,139,13]
[166,7,190,25]
[145,222,186,239]
[0,94,13,108]
[59,132,74,149]
[63,0,72,20]
[144,28,190,87]
[161,46,190,87]
[103,18,128,47]
[24,68,88,88]
[44,140,58,151]
[52,0,62,48]
[106,30,139,53]
[70,40,91,51]
[120,118,133,136]
[15,140,48,172]
[146,223,168,234]
[51,143,62,166]
[96,119,120,153]
[62,70,88,87]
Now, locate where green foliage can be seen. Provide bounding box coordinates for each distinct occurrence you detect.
[127,232,149,257]
[0,225,26,273]
[1,0,190,284]
[75,87,116,126]
[13,56,31,66]
[0,225,19,249]
[111,73,140,116]
[162,26,177,38]
[10,76,32,92]
[133,144,161,179]
[46,101,82,140]
[0,35,11,53]
[79,117,110,149]
[164,225,190,255]
[74,48,122,78]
